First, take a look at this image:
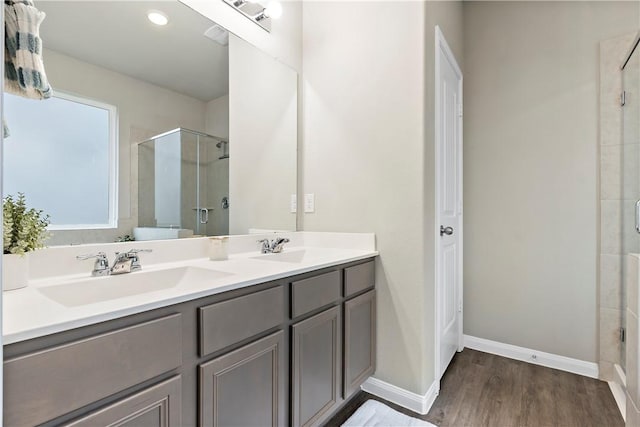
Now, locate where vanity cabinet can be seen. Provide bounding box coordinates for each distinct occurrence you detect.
[292,306,342,427]
[289,260,375,427]
[200,331,285,427]
[291,270,341,318]
[3,258,376,427]
[344,290,376,399]
[198,285,285,357]
[3,314,182,426]
[344,261,375,297]
[64,376,182,427]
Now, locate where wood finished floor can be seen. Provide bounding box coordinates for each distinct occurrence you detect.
[325,349,623,427]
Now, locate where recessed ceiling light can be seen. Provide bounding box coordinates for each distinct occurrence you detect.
[147,10,168,26]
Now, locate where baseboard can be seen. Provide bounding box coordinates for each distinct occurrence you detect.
[463,335,599,379]
[614,363,627,388]
[610,364,627,421]
[608,380,627,421]
[361,377,439,415]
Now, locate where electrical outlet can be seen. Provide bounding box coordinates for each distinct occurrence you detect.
[304,193,315,213]
[290,194,297,213]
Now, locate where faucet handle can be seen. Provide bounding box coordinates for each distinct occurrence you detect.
[76,251,107,261]
[76,252,110,277]
[126,248,153,255]
[125,249,152,271]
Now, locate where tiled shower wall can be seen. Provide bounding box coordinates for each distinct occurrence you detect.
[600,33,639,381]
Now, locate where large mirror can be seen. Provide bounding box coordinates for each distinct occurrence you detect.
[2,0,297,245]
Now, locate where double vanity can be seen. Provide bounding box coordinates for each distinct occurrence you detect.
[2,232,377,426]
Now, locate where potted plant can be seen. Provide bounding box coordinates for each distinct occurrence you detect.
[3,193,50,291]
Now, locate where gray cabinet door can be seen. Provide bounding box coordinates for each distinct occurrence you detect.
[344,290,376,399]
[199,330,285,427]
[291,306,342,427]
[65,376,182,427]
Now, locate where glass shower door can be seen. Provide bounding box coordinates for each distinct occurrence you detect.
[137,130,184,229]
[622,40,640,370]
[137,128,229,237]
[183,130,229,236]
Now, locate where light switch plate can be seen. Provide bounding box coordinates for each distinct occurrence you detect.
[304,193,315,213]
[290,194,297,213]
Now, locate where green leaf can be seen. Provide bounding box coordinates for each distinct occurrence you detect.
[3,193,50,254]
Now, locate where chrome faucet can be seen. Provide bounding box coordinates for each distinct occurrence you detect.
[76,252,110,277]
[111,249,153,275]
[257,238,290,254]
[271,238,290,253]
[77,249,152,276]
[258,239,271,254]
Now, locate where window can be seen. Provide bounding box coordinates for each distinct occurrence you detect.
[3,92,118,229]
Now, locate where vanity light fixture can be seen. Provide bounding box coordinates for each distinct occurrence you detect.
[233,0,258,7]
[147,10,169,26]
[223,0,282,32]
[255,1,283,21]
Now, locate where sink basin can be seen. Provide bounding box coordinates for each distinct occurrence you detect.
[251,250,309,264]
[38,266,232,307]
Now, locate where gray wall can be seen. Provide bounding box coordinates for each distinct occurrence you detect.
[302,1,463,395]
[463,1,639,362]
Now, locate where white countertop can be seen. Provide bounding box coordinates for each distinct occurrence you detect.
[3,232,377,345]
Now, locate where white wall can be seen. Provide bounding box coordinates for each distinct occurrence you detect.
[42,49,207,245]
[206,94,229,139]
[302,1,462,395]
[229,35,297,234]
[463,1,639,362]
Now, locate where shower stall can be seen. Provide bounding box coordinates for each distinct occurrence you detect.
[137,128,229,238]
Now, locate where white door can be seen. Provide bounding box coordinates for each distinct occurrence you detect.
[435,26,463,380]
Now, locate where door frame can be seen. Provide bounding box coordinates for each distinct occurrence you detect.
[434,25,463,381]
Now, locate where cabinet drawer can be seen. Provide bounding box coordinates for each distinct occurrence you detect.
[344,261,375,297]
[199,285,284,357]
[291,270,341,319]
[65,375,182,427]
[4,314,182,427]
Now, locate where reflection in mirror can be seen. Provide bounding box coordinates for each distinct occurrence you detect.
[228,33,297,235]
[2,0,297,246]
[4,92,117,229]
[137,128,229,240]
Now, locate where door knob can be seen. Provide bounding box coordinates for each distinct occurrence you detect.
[440,226,454,236]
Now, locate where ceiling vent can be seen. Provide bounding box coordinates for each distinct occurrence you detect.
[204,24,229,47]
